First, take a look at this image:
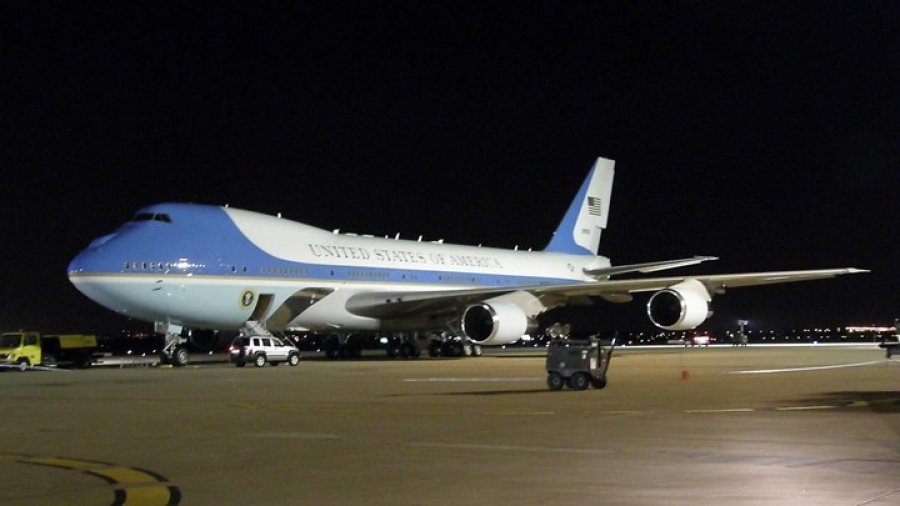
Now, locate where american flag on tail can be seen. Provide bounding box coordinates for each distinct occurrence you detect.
[587,196,603,217]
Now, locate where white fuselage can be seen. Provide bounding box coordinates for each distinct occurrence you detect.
[68,204,609,334]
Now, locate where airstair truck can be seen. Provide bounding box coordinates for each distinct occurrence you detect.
[0,331,97,369]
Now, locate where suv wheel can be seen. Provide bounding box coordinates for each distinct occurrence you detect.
[288,353,300,366]
[253,354,267,367]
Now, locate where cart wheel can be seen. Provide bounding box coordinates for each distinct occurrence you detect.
[547,372,564,391]
[569,372,590,391]
[591,377,607,389]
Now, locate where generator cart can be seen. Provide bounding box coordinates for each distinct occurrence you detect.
[545,337,615,391]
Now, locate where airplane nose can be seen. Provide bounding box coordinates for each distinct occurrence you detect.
[67,237,133,316]
[68,245,101,278]
[68,250,87,279]
[68,232,120,278]
[69,232,118,272]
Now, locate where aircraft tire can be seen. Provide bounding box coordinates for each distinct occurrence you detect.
[385,343,398,358]
[428,340,441,357]
[347,341,363,359]
[172,347,190,367]
[443,341,464,357]
[324,335,341,359]
[591,377,607,389]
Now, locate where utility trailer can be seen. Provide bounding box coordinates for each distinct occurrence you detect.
[545,337,615,391]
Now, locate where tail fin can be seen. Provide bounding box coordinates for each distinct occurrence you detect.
[544,157,615,255]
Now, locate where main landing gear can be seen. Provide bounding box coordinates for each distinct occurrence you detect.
[319,333,422,360]
[427,333,482,358]
[316,332,483,360]
[322,334,366,359]
[385,334,422,358]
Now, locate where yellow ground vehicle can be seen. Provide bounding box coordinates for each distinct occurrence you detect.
[0,331,97,369]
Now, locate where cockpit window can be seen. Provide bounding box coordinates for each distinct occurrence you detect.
[132,212,172,223]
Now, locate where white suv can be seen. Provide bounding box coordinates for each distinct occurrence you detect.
[229,336,300,367]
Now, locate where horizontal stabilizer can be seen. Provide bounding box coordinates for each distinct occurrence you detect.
[584,256,718,279]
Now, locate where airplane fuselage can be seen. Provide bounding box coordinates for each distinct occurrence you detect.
[68,157,865,360]
[68,203,608,333]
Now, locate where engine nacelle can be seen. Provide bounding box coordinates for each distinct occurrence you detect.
[461,302,533,345]
[646,279,712,331]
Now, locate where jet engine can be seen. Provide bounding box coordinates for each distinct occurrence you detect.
[461,302,534,345]
[646,279,712,331]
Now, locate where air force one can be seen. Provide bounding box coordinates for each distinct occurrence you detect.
[68,157,866,365]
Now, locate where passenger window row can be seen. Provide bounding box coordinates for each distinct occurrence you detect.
[123,261,242,272]
[347,271,390,280]
[124,261,175,271]
[438,275,483,284]
[261,266,309,276]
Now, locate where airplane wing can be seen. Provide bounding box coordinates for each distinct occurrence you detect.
[344,268,868,320]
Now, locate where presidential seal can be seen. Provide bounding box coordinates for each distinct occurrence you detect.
[239,289,256,309]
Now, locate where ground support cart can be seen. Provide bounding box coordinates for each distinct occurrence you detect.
[545,337,616,391]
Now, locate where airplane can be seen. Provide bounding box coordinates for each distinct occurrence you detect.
[68,157,867,366]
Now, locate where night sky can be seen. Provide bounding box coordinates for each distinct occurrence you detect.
[2,3,896,334]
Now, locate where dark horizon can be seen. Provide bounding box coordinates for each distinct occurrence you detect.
[2,3,895,335]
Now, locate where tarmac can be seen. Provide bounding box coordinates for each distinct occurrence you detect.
[1,345,898,505]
